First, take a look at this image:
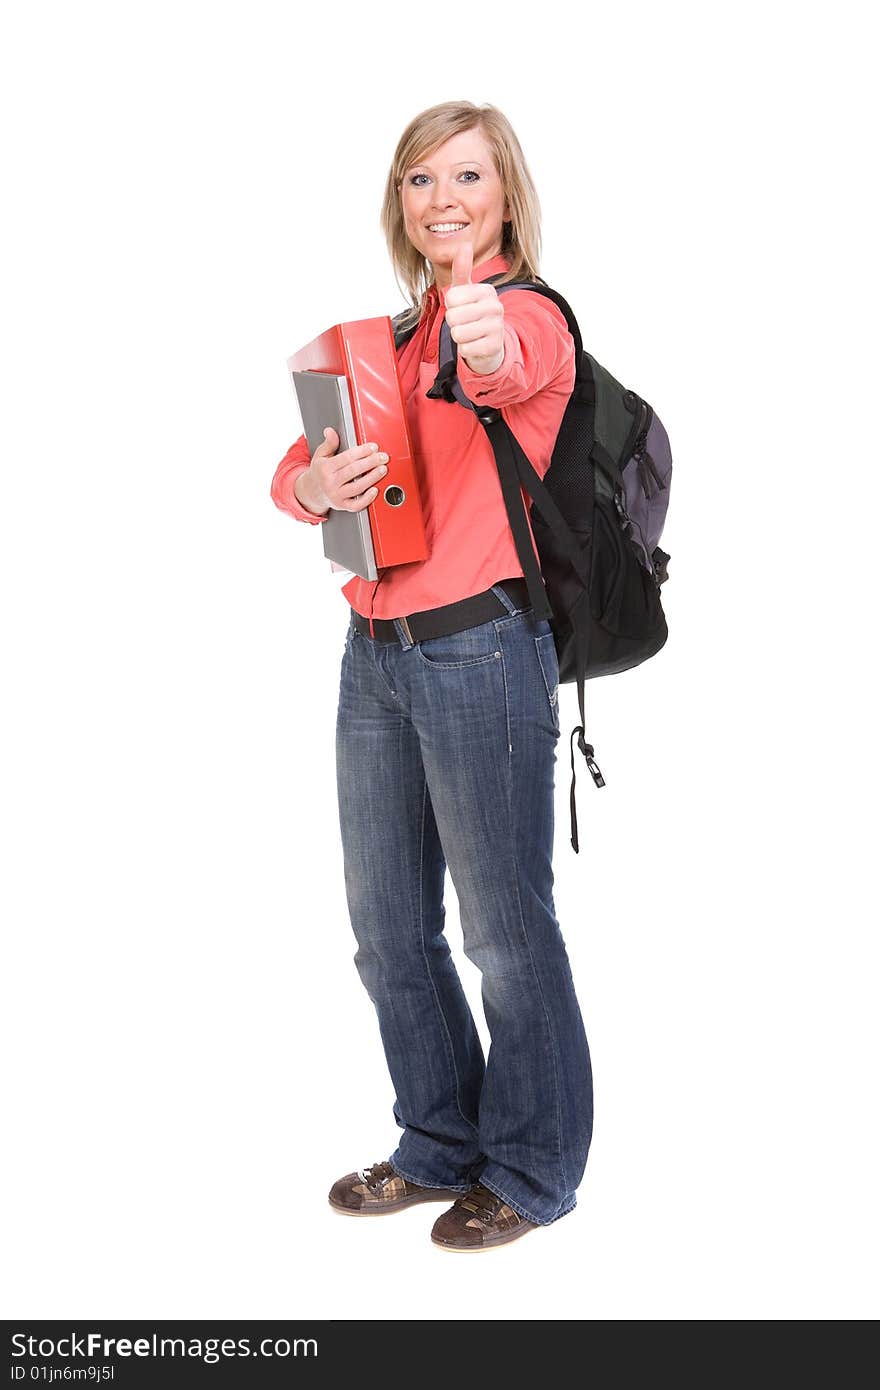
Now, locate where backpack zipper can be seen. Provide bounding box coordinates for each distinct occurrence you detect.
[635,443,665,499]
[613,394,647,523]
[626,398,665,500]
[621,390,645,467]
[644,450,666,497]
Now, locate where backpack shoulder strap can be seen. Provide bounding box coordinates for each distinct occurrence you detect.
[430,278,585,403]
[392,308,421,353]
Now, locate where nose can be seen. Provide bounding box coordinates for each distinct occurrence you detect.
[431,184,463,210]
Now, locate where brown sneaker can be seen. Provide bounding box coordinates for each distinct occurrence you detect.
[328,1160,461,1216]
[431,1182,538,1251]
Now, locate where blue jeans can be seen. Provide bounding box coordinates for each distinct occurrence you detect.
[334,583,593,1225]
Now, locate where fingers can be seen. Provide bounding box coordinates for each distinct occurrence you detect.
[312,426,339,458]
[310,434,389,511]
[444,278,502,316]
[449,315,502,344]
[451,334,502,359]
[347,478,382,510]
[446,288,504,360]
[451,239,473,286]
[315,426,382,462]
[445,293,503,323]
[346,493,375,511]
[313,432,378,468]
[337,455,388,491]
[336,458,386,510]
[444,247,504,365]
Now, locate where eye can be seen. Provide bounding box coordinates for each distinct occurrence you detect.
[407,169,481,186]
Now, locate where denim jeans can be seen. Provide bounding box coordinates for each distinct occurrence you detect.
[334,583,593,1225]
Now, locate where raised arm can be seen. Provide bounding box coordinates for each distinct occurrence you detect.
[455,291,575,408]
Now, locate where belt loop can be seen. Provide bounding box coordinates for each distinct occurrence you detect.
[393,616,415,651]
[490,582,520,616]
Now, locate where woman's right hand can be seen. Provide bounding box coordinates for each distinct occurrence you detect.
[301,428,389,514]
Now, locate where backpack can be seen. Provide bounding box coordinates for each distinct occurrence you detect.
[392,275,672,853]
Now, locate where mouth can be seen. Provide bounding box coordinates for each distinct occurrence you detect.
[426,222,470,238]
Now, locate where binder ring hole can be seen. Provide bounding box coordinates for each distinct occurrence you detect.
[383,485,405,507]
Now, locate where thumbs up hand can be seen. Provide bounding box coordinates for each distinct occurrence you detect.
[449,239,474,289]
[443,240,506,374]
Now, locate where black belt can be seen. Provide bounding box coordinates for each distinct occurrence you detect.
[352,577,532,644]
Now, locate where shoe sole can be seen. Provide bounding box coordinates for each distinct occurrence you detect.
[431,1221,538,1251]
[329,1189,462,1217]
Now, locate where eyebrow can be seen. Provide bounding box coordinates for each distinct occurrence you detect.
[407,159,487,171]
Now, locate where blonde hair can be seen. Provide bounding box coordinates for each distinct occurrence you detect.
[380,101,544,333]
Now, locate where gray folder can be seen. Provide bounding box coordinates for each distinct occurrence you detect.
[288,368,378,580]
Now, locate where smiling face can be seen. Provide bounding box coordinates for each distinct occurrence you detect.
[399,127,511,289]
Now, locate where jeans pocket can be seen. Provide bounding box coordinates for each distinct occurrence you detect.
[534,631,560,727]
[415,618,502,670]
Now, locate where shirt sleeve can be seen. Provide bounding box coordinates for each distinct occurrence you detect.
[269,433,330,524]
[455,291,575,408]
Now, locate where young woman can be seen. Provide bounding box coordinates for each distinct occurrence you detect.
[271,101,593,1252]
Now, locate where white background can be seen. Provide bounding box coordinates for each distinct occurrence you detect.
[2,0,877,1321]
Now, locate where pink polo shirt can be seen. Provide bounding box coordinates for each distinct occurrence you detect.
[270,253,576,622]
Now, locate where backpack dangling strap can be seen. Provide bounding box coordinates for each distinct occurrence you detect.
[568,603,605,853]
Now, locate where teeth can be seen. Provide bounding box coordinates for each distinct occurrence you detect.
[429,223,468,232]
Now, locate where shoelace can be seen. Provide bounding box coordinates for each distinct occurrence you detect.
[453,1182,504,1224]
[361,1161,395,1190]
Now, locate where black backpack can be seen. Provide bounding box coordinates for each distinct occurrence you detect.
[393,275,672,853]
